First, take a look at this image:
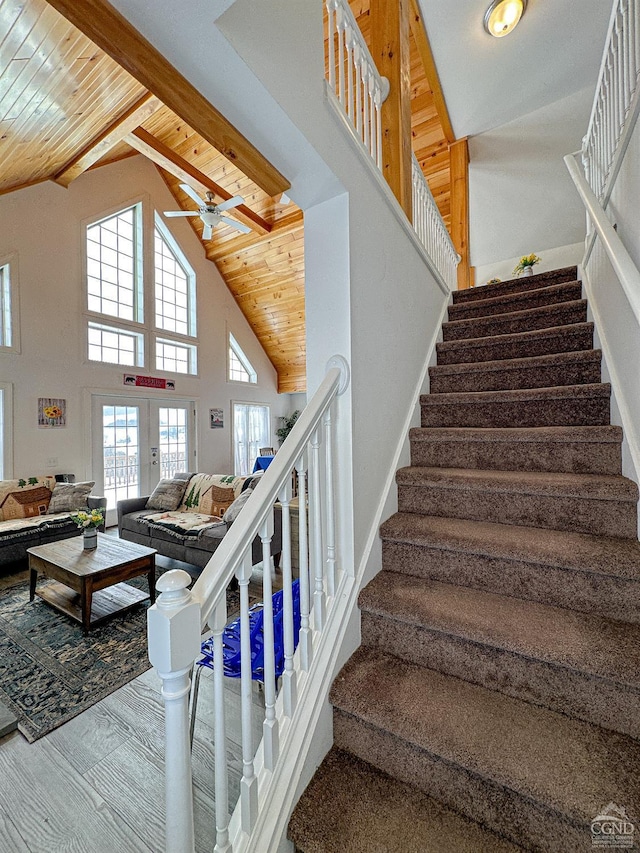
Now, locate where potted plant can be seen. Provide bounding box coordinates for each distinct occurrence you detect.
[276,410,301,445]
[513,254,542,277]
[72,508,104,550]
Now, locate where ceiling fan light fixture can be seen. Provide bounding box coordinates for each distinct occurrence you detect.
[483,0,527,38]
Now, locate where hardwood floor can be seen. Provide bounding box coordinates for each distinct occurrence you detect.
[0,539,268,853]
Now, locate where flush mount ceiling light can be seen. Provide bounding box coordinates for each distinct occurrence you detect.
[483,0,527,38]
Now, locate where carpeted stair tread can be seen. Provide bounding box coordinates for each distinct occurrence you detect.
[442,300,587,342]
[429,349,601,393]
[359,571,640,690]
[452,266,578,304]
[288,747,523,853]
[409,425,622,474]
[397,466,638,537]
[448,280,583,322]
[379,513,640,582]
[436,321,594,365]
[396,466,638,502]
[420,382,610,428]
[330,646,640,828]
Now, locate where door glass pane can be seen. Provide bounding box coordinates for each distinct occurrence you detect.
[233,403,270,475]
[102,404,140,509]
[159,406,188,479]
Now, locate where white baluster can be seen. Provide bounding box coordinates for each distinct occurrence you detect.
[354,43,363,137]
[374,85,383,170]
[147,569,201,853]
[613,16,622,136]
[260,514,279,771]
[323,407,336,597]
[621,1,631,115]
[296,456,312,670]
[237,553,257,835]
[368,75,376,162]
[210,593,230,853]
[327,0,336,92]
[635,0,640,83]
[278,480,297,716]
[362,64,370,152]
[309,428,326,630]
[337,8,346,108]
[345,23,355,119]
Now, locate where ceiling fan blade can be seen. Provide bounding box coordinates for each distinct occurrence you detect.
[164,210,200,217]
[179,183,205,206]
[220,216,251,234]
[216,195,244,213]
[202,223,213,240]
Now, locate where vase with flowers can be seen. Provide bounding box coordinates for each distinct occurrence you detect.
[72,508,104,550]
[513,254,542,277]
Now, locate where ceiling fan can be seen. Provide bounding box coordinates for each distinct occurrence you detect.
[164,183,251,239]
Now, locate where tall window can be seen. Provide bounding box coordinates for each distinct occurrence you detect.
[154,219,196,374]
[0,383,14,480]
[233,402,270,475]
[228,332,257,383]
[86,205,142,322]
[0,260,18,352]
[86,204,198,374]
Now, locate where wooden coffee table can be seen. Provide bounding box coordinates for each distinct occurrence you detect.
[28,534,156,633]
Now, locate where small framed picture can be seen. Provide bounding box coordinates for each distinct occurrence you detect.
[38,398,66,428]
[210,408,224,429]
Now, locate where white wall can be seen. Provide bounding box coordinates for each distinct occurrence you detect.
[475,242,584,286]
[469,86,593,271]
[0,155,288,480]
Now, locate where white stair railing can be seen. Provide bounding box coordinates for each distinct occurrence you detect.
[411,153,460,291]
[582,0,640,203]
[325,0,390,170]
[148,355,351,853]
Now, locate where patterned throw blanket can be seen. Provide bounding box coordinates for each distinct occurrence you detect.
[138,511,226,538]
[0,512,75,540]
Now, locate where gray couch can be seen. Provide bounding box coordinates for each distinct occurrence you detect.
[117,472,282,570]
[0,489,106,566]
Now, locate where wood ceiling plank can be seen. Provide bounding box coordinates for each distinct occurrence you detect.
[54,92,162,186]
[408,0,455,144]
[132,134,271,236]
[43,0,290,197]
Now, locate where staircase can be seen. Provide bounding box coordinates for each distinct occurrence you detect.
[289,266,640,852]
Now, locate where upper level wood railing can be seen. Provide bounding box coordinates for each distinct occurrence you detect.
[325,0,459,291]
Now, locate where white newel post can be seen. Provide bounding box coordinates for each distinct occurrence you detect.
[148,569,201,853]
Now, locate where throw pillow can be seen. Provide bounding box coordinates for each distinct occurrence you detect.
[146,477,189,511]
[223,489,252,525]
[47,481,95,514]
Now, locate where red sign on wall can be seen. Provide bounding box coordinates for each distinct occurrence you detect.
[123,374,176,390]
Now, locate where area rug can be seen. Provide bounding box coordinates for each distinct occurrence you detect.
[0,572,240,742]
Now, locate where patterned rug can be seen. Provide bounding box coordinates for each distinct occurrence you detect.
[0,570,240,742]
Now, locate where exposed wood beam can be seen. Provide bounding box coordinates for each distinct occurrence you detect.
[409,0,455,145]
[43,0,290,197]
[450,137,471,290]
[53,93,162,187]
[372,0,413,219]
[127,128,271,236]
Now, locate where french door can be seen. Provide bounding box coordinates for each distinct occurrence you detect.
[91,395,195,525]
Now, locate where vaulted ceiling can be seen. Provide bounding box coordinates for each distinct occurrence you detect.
[0,0,306,392]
